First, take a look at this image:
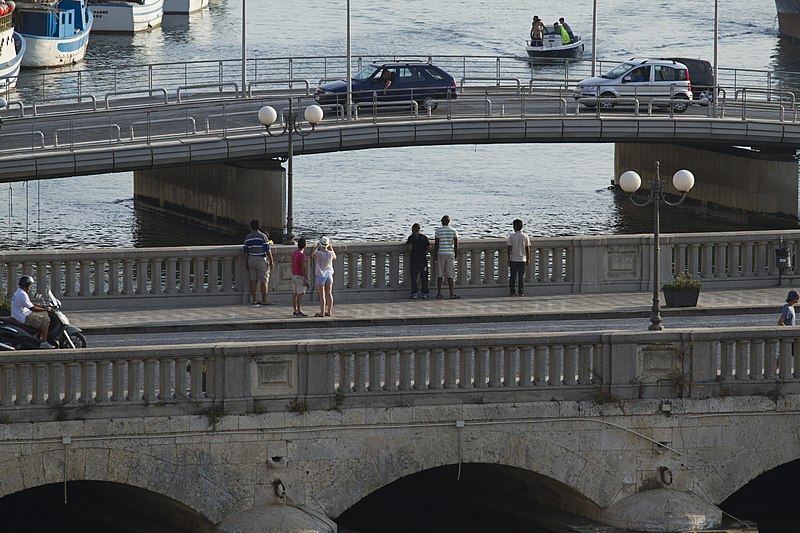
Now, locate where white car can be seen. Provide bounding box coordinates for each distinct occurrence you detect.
[573,58,693,113]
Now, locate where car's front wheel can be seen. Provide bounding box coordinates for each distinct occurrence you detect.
[672,94,689,113]
[598,92,616,109]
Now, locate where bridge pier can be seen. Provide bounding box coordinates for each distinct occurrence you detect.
[217,504,336,533]
[134,160,287,238]
[615,143,799,222]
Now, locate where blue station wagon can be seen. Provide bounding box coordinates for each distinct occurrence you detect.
[315,61,458,110]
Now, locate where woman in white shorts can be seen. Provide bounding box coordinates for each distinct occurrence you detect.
[311,237,337,317]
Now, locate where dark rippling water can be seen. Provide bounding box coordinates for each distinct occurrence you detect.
[1,0,796,249]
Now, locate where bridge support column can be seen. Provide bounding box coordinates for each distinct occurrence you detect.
[601,489,722,532]
[615,143,799,222]
[134,160,286,238]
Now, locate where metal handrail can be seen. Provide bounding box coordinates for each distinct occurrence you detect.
[177,82,239,103]
[459,77,522,93]
[105,88,169,109]
[54,124,121,147]
[247,79,311,97]
[32,94,98,116]
[130,117,196,139]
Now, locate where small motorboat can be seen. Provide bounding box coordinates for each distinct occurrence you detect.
[14,0,92,68]
[89,0,163,33]
[0,2,25,90]
[526,33,584,59]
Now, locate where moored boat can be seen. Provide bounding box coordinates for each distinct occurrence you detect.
[776,0,800,40]
[0,2,26,90]
[526,33,584,59]
[89,0,162,33]
[163,0,206,15]
[14,0,92,68]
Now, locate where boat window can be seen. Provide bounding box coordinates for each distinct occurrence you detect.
[602,62,637,79]
[353,65,381,81]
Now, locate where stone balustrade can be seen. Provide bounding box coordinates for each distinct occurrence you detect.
[1,230,799,307]
[1,327,799,422]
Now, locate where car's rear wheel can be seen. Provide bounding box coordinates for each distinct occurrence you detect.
[672,94,689,113]
[418,96,439,111]
[598,92,616,109]
[697,88,714,105]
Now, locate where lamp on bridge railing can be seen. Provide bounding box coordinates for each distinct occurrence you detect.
[619,161,695,331]
[258,99,324,243]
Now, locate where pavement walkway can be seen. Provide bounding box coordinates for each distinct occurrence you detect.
[67,286,795,334]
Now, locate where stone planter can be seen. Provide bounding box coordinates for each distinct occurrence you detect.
[663,289,700,308]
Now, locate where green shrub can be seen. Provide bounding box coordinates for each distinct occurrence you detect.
[662,272,703,292]
[0,298,9,315]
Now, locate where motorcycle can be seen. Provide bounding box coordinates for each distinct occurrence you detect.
[0,289,87,350]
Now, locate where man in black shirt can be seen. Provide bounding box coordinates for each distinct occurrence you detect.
[405,223,432,299]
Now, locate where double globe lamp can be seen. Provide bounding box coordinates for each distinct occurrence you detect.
[257,101,324,243]
[619,162,695,331]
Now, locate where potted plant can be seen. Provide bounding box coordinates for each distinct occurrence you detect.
[662,272,703,308]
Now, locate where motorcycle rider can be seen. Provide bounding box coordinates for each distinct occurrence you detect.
[11,275,52,349]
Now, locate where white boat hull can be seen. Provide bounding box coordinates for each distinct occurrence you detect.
[163,0,207,14]
[20,20,92,68]
[0,34,25,91]
[91,0,164,33]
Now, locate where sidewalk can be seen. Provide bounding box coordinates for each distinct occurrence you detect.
[67,286,792,335]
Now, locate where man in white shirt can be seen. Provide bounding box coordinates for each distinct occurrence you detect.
[11,275,52,348]
[507,219,531,296]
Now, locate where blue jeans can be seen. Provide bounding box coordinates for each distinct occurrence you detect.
[410,263,429,294]
[509,261,526,294]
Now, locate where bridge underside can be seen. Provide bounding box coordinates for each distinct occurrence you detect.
[615,142,800,223]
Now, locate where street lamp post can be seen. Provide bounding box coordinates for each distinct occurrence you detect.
[257,99,324,243]
[619,161,695,331]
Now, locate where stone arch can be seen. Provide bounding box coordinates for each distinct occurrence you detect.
[0,445,240,524]
[313,426,625,518]
[696,419,800,503]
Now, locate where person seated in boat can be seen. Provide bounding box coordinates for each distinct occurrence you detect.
[554,22,570,45]
[530,16,544,46]
[558,17,575,42]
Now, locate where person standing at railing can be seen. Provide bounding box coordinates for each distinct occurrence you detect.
[406,223,432,299]
[435,215,460,299]
[291,238,310,317]
[778,289,799,325]
[243,219,274,307]
[312,237,337,317]
[507,219,531,296]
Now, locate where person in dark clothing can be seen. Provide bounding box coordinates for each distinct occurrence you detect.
[406,223,432,299]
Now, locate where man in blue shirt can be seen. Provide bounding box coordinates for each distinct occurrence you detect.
[243,219,274,306]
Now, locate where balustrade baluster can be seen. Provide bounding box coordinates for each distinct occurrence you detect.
[754,242,768,276]
[414,349,430,390]
[346,253,357,289]
[127,359,142,401]
[152,258,164,295]
[159,359,172,399]
[361,253,373,289]
[80,361,94,402]
[122,260,134,295]
[700,244,713,279]
[389,252,401,288]
[143,359,156,402]
[52,263,64,298]
[111,359,126,402]
[794,339,800,379]
[720,340,735,382]
[221,257,233,293]
[193,258,205,293]
[165,258,178,293]
[674,244,687,275]
[91,259,103,296]
[96,361,110,403]
[47,363,60,404]
[64,261,76,297]
[64,362,80,404]
[714,243,727,278]
[175,358,188,399]
[553,248,564,282]
[459,348,474,388]
[108,260,120,295]
[578,345,593,384]
[5,262,20,298]
[592,343,603,385]
[735,340,750,380]
[353,351,368,392]
[444,348,459,389]
[488,347,502,388]
[498,249,509,284]
[563,345,578,385]
[338,352,354,393]
[207,257,219,293]
[0,364,12,406]
[429,349,444,390]
[741,242,754,278]
[728,244,741,278]
[398,349,413,391]
[474,348,488,388]
[518,346,532,387]
[35,262,47,295]
[15,364,30,406]
[368,351,383,391]
[750,340,765,380]
[456,250,468,286]
[483,249,495,286]
[533,248,545,283]
[31,363,47,405]
[779,339,793,380]
[188,357,204,399]
[687,244,700,277]
[502,347,516,387]
[533,345,547,386]
[548,345,564,385]
[383,350,398,391]
[79,260,91,296]
[765,340,780,381]
[375,252,386,289]
[469,250,480,285]
[179,258,191,293]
